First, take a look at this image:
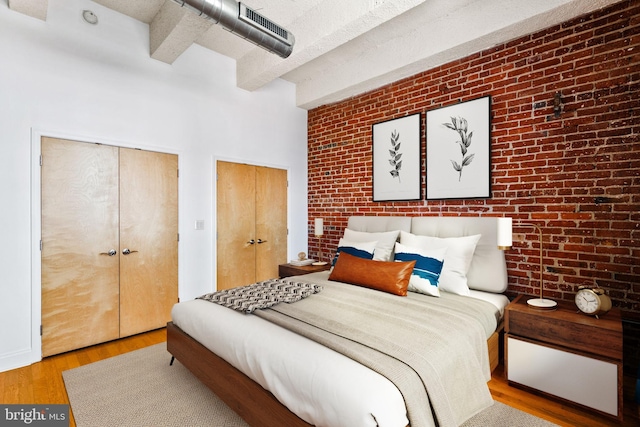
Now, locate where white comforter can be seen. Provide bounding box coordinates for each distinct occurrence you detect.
[171,272,507,427]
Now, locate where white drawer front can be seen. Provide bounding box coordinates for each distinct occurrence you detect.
[507,337,618,416]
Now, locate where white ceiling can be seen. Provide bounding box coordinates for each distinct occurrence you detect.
[10,0,621,110]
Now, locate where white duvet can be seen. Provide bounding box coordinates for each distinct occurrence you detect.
[172,297,408,426]
[171,273,508,427]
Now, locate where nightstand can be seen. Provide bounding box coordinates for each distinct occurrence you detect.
[279,263,331,278]
[505,294,623,421]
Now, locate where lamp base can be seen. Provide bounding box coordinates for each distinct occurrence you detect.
[527,298,558,309]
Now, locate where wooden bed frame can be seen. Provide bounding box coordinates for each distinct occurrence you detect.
[167,215,507,426]
[167,321,312,427]
[167,320,502,427]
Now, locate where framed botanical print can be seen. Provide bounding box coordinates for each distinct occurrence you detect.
[372,113,421,202]
[426,96,491,200]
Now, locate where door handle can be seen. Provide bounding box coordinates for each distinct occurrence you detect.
[100,249,117,256]
[247,239,255,245]
[122,248,138,255]
[257,239,267,244]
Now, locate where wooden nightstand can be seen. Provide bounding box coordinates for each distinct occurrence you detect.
[505,294,623,421]
[279,263,331,278]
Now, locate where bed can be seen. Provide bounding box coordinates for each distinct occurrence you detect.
[167,216,510,427]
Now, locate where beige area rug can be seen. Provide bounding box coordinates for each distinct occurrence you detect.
[63,343,557,427]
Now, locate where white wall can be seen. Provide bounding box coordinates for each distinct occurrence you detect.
[0,0,308,371]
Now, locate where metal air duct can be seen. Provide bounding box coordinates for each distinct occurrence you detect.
[172,0,295,58]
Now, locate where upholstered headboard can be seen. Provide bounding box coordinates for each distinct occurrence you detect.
[410,217,507,293]
[346,216,508,293]
[347,216,412,233]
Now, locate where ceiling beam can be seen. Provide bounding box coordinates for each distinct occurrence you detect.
[8,0,48,21]
[290,0,622,109]
[235,0,427,93]
[150,0,212,64]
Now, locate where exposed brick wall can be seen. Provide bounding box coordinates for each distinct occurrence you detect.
[308,0,640,318]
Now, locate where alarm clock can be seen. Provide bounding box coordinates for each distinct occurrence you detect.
[574,286,612,317]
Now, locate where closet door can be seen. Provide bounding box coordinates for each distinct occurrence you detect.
[119,148,178,337]
[41,138,179,356]
[255,166,288,282]
[216,161,287,290]
[41,137,120,357]
[216,161,257,290]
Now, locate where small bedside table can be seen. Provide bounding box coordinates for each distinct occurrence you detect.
[505,294,623,421]
[279,263,331,278]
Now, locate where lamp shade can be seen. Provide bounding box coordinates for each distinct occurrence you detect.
[497,217,512,249]
[314,218,324,237]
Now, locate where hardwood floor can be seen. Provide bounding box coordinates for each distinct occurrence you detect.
[1,328,637,427]
[0,328,166,427]
[489,363,639,427]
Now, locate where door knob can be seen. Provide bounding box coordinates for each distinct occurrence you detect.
[122,248,138,255]
[257,239,267,244]
[247,239,255,245]
[100,249,117,256]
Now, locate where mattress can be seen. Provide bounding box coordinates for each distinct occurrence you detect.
[171,271,507,427]
[468,289,510,319]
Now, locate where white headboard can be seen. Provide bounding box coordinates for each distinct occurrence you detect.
[346,216,508,293]
[410,217,507,293]
[347,216,412,233]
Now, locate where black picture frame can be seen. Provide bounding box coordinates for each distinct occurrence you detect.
[425,96,491,200]
[372,113,422,202]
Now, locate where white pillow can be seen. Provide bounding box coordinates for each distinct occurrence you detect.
[332,239,377,266]
[394,243,447,297]
[399,231,481,296]
[343,229,401,261]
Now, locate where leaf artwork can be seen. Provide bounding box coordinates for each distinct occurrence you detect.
[388,130,403,183]
[443,116,475,181]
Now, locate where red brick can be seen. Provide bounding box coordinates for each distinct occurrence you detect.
[307,1,640,312]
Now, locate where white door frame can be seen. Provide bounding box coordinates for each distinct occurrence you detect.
[29,127,182,365]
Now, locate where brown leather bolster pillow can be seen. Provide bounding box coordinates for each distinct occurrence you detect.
[328,252,416,296]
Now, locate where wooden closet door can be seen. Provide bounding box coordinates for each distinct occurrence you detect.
[119,148,179,337]
[41,137,120,357]
[216,161,257,290]
[255,166,288,282]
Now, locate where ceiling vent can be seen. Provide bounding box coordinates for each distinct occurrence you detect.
[172,0,295,58]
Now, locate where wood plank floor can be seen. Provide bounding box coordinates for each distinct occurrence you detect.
[0,328,166,427]
[1,328,637,427]
[490,363,639,427]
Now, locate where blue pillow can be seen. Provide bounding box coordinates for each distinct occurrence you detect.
[332,239,377,266]
[394,243,446,297]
